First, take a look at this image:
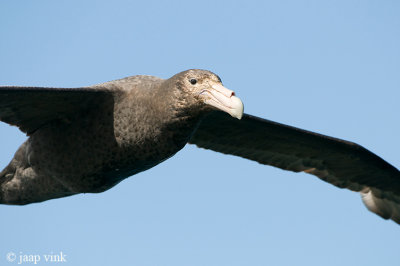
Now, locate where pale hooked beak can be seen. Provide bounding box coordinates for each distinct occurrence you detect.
[200,84,244,119]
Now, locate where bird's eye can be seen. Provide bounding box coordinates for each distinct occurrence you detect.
[189,79,197,85]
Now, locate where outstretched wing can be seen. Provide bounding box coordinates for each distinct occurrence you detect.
[0,86,111,134]
[190,112,400,224]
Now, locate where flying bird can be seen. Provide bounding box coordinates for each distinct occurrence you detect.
[0,69,399,224]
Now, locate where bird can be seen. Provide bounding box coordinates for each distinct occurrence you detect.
[0,69,399,224]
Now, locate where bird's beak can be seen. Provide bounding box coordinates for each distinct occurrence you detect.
[200,84,244,119]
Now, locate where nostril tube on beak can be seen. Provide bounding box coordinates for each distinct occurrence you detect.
[203,83,244,120]
[211,84,235,98]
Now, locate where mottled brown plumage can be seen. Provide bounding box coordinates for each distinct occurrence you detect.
[1,69,400,224]
[0,70,227,204]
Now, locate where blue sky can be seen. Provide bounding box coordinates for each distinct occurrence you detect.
[0,1,399,265]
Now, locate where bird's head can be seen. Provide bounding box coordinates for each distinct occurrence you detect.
[167,69,244,119]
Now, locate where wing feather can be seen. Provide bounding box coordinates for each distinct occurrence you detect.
[190,112,400,224]
[0,86,111,134]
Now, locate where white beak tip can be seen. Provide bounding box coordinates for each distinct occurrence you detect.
[229,96,244,120]
[203,84,244,120]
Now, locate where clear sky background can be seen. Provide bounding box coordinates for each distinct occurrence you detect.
[0,1,399,265]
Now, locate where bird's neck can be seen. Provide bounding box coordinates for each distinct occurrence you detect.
[113,88,206,155]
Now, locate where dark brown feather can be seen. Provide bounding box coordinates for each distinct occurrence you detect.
[190,112,400,223]
[0,86,110,134]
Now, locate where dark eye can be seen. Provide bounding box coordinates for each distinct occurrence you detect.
[189,79,197,85]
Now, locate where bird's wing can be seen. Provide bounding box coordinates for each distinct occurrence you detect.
[0,86,111,134]
[189,112,400,224]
